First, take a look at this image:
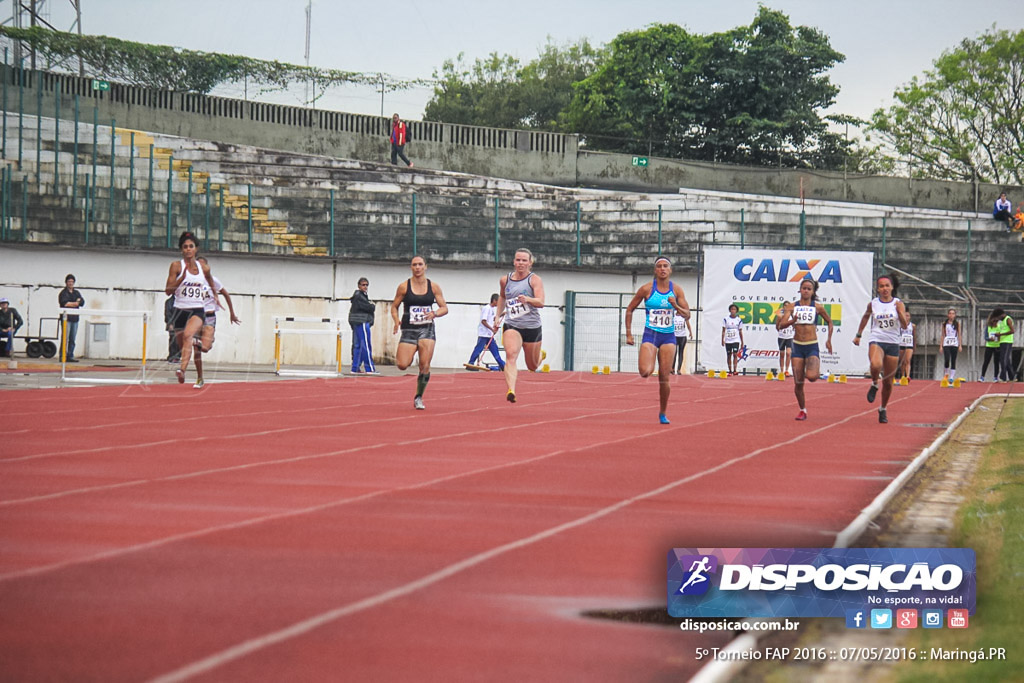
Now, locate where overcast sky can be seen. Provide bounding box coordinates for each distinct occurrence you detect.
[30,0,1024,128]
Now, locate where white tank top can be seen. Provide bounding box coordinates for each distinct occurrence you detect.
[793,304,817,326]
[900,322,915,347]
[203,275,225,314]
[868,297,901,345]
[943,321,959,347]
[174,259,208,309]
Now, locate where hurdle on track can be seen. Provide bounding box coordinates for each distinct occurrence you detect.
[273,316,344,378]
[59,308,151,384]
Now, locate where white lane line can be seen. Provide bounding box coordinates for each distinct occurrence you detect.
[148,403,879,683]
[0,389,781,582]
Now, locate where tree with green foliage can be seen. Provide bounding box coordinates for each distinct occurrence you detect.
[869,28,1024,185]
[0,26,429,99]
[423,39,603,130]
[567,7,849,168]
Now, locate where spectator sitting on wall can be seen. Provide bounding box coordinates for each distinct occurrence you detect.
[0,297,24,357]
[1012,204,1024,236]
[389,113,413,168]
[993,192,1013,229]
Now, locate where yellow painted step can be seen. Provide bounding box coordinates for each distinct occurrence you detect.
[293,246,328,256]
[274,235,308,246]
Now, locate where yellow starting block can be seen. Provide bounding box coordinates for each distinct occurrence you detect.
[602,366,611,375]
[941,377,950,388]
[766,370,775,380]
[777,372,786,381]
[718,370,728,379]
[706,369,715,378]
[541,364,550,373]
[953,377,963,387]
[592,365,599,374]
[942,377,962,388]
[898,376,909,386]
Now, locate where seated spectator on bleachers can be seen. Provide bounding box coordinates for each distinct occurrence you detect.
[993,192,1013,229]
[0,297,24,357]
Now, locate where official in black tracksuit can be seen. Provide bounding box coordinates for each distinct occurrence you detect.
[349,278,376,373]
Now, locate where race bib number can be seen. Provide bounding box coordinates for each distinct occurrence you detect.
[409,305,432,325]
[794,306,816,325]
[901,332,914,346]
[180,284,204,300]
[674,317,688,336]
[943,335,958,347]
[648,308,672,329]
[506,300,528,320]
[875,314,897,330]
[724,328,739,343]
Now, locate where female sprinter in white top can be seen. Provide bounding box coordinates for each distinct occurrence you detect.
[775,279,833,421]
[165,231,217,385]
[853,273,909,424]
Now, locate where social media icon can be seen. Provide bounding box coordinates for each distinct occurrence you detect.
[870,609,892,629]
[896,609,918,629]
[845,609,866,629]
[948,609,969,629]
[922,609,943,628]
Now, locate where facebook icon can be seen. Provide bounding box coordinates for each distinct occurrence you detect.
[845,609,866,629]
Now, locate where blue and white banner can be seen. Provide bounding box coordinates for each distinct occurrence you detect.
[699,248,873,374]
[667,548,976,618]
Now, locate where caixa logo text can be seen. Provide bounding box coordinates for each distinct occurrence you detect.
[733,258,843,283]
[717,563,964,592]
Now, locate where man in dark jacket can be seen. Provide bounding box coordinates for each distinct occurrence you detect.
[57,273,86,362]
[0,297,24,357]
[349,277,377,373]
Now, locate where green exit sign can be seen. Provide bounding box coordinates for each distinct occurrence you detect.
[91,79,110,91]
[632,156,649,167]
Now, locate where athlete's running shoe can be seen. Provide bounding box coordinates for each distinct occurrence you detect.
[506,390,516,403]
[193,379,205,389]
[867,383,878,403]
[175,368,185,384]
[878,408,888,424]
[795,410,807,421]
[659,413,670,425]
[414,396,425,410]
[978,376,988,382]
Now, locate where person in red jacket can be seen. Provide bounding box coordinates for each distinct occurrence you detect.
[389,113,413,167]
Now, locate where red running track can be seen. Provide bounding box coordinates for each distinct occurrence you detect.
[0,372,1014,681]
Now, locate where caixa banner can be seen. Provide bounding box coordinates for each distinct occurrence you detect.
[667,548,975,618]
[699,248,873,374]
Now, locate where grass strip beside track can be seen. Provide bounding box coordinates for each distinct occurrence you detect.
[892,399,1024,683]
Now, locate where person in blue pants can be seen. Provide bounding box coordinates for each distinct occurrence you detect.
[467,294,505,370]
[349,277,377,374]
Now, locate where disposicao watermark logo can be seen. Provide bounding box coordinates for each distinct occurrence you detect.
[676,554,718,595]
[667,548,975,619]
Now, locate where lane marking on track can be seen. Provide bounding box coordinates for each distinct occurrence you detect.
[146,398,903,683]
[0,388,783,582]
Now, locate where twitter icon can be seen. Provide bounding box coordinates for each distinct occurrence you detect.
[870,609,892,629]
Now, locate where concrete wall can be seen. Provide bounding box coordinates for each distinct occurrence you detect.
[6,65,1020,214]
[0,243,655,370]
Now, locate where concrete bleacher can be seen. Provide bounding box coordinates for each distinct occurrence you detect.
[2,111,1021,288]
